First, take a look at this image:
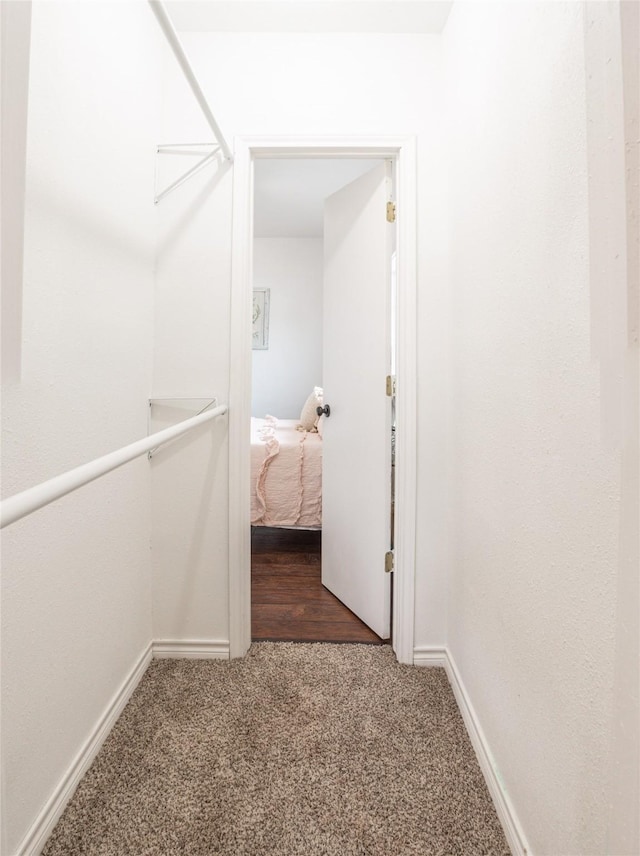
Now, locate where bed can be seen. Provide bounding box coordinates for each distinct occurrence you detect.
[250,416,323,529]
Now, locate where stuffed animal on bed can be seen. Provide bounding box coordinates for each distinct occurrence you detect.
[297,387,323,432]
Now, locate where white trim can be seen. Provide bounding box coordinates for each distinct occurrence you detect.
[414,647,533,856]
[152,639,230,659]
[390,135,417,665]
[14,639,230,855]
[228,135,417,662]
[412,646,448,668]
[229,136,254,659]
[15,643,153,856]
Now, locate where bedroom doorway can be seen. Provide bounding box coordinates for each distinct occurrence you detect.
[249,157,389,644]
[229,137,417,664]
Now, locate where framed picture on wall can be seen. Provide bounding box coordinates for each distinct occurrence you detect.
[252,288,270,350]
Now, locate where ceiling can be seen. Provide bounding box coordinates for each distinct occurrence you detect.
[164,1,453,33]
[253,159,383,237]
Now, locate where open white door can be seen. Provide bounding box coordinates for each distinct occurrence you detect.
[321,161,393,640]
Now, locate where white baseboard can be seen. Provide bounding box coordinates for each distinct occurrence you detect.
[414,646,532,856]
[14,638,229,855]
[412,646,448,668]
[16,643,153,856]
[152,639,229,659]
[16,639,526,856]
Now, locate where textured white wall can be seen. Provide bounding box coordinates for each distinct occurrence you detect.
[3,6,635,855]
[151,36,234,648]
[252,238,323,419]
[0,3,161,852]
[154,32,448,646]
[444,2,638,854]
[150,403,230,644]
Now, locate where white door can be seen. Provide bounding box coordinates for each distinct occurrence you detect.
[321,161,393,640]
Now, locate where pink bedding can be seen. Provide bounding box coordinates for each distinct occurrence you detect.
[251,417,322,529]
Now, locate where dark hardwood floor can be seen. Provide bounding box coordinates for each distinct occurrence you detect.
[251,527,384,644]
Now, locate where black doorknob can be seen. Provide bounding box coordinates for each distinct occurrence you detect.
[316,404,330,418]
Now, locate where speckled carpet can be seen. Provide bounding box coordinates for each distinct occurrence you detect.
[43,643,509,855]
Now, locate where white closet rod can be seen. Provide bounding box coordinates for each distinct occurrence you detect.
[148,1,232,162]
[0,404,228,530]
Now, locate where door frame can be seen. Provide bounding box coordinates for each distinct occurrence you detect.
[228,136,417,664]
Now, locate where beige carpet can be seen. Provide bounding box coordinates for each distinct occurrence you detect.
[43,643,509,855]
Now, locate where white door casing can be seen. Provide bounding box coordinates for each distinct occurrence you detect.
[229,136,417,663]
[321,161,393,639]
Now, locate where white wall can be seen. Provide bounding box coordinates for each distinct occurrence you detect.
[0,3,161,852]
[154,31,449,645]
[150,401,230,647]
[3,6,636,855]
[252,238,323,419]
[150,40,234,649]
[443,2,638,854]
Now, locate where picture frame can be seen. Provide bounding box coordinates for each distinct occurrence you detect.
[252,288,270,350]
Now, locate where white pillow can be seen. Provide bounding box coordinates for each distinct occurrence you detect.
[299,386,323,432]
[317,414,325,437]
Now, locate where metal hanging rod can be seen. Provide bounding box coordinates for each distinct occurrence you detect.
[0,404,228,529]
[148,1,233,162]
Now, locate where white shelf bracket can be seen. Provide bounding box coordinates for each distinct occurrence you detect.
[154,144,221,204]
[147,397,218,457]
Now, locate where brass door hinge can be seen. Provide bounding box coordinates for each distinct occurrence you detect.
[386,375,396,397]
[385,551,395,573]
[386,201,396,223]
